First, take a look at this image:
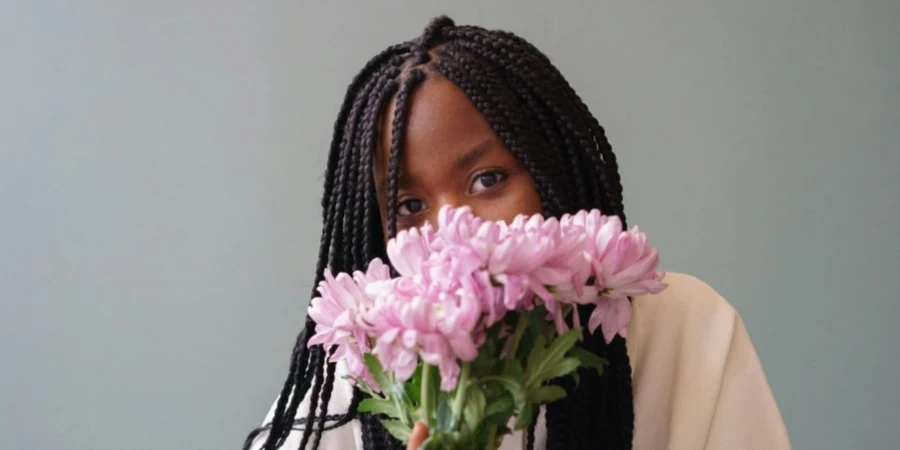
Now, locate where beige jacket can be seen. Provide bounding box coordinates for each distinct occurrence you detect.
[251,273,791,449]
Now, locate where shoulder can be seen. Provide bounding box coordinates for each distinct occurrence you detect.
[628,272,739,345]
[626,272,742,382]
[632,272,736,325]
[625,273,792,449]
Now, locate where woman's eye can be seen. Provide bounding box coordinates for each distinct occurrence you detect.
[470,171,508,194]
[397,198,425,217]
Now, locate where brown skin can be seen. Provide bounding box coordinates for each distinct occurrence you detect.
[407,422,430,450]
[373,74,543,449]
[374,74,543,237]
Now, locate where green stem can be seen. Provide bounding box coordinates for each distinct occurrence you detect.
[485,424,498,450]
[421,364,436,427]
[504,310,531,371]
[450,362,471,427]
[394,379,413,427]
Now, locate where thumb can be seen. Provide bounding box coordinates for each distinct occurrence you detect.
[406,422,429,450]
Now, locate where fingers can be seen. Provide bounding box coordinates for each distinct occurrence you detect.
[406,422,429,450]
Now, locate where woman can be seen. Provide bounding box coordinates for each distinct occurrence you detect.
[245,16,790,450]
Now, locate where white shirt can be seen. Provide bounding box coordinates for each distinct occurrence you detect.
[249,273,791,449]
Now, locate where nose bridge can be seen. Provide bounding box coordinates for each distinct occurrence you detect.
[427,193,471,230]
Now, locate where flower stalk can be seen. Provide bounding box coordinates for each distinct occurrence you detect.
[421,364,436,428]
[450,362,471,427]
[504,309,530,369]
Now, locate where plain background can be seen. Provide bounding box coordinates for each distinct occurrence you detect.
[2,1,898,449]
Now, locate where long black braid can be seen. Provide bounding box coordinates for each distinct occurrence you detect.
[244,16,633,450]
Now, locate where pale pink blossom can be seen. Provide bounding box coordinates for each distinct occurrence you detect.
[306,270,368,350]
[435,205,484,247]
[387,224,436,277]
[305,205,667,391]
[559,211,666,341]
[306,261,390,386]
[591,224,667,298]
[488,215,558,280]
[421,245,485,289]
[587,296,632,343]
[470,269,506,327]
[489,215,568,322]
[361,263,484,390]
[372,327,420,381]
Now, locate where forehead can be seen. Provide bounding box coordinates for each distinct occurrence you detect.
[375,75,498,178]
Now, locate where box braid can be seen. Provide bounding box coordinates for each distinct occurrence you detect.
[245,16,633,450]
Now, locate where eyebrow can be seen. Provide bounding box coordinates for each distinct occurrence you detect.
[453,137,497,173]
[378,171,423,194]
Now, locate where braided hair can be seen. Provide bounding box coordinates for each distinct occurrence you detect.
[244,16,633,450]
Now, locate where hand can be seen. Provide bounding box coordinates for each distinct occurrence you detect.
[406,422,429,450]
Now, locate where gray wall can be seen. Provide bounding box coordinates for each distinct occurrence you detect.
[2,1,897,449]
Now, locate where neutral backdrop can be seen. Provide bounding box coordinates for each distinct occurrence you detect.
[2,1,898,449]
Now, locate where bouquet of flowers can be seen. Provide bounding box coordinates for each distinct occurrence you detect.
[307,206,666,449]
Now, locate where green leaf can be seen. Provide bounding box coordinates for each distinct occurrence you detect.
[526,334,547,370]
[528,385,567,404]
[482,376,526,405]
[482,412,512,430]
[363,354,392,393]
[436,397,453,432]
[405,365,423,405]
[347,376,379,397]
[473,337,498,374]
[484,393,514,417]
[527,306,546,336]
[390,383,415,426]
[544,329,582,364]
[525,329,581,387]
[381,419,412,442]
[357,398,401,418]
[515,402,534,430]
[480,393,515,436]
[569,346,607,374]
[505,359,524,380]
[540,357,581,381]
[463,386,486,432]
[391,383,410,405]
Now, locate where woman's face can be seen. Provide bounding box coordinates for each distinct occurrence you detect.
[374,75,543,237]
